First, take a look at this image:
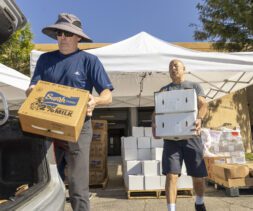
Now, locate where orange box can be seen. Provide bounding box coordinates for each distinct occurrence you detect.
[18,80,89,142]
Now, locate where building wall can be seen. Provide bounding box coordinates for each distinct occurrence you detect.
[204,89,252,152]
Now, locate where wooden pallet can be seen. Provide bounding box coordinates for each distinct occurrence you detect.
[206,177,253,197]
[127,190,160,199]
[159,189,193,198]
[89,176,109,189]
[127,188,193,199]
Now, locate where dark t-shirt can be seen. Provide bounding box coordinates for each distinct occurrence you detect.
[30,49,113,94]
[159,80,204,97]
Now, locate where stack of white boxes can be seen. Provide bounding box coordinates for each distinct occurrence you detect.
[201,128,246,164]
[155,89,198,140]
[122,126,192,191]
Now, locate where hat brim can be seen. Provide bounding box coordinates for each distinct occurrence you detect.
[42,23,93,43]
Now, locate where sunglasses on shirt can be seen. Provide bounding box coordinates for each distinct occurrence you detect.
[56,30,74,37]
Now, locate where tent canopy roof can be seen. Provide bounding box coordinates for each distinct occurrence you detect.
[6,31,253,108]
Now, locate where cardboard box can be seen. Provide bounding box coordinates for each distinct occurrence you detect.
[90,157,106,170]
[244,163,253,177]
[155,111,197,140]
[89,169,106,185]
[92,120,108,131]
[204,156,231,180]
[92,130,107,143]
[90,142,106,157]
[213,175,253,188]
[155,89,197,114]
[212,163,250,180]
[18,80,89,142]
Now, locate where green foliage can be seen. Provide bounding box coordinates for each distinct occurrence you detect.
[245,153,253,161]
[0,24,34,75]
[192,0,253,52]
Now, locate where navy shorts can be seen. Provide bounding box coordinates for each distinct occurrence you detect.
[162,137,207,177]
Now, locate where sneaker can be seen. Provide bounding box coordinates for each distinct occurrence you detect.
[195,203,206,211]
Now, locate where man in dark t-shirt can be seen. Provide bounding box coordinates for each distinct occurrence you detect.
[26,13,113,211]
[152,59,208,211]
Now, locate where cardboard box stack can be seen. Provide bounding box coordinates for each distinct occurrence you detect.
[210,162,253,187]
[154,89,198,140]
[202,128,252,187]
[122,127,192,191]
[89,120,108,185]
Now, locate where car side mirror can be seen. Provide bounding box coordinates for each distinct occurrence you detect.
[0,0,27,44]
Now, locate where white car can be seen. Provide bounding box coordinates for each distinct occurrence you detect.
[0,92,65,211]
[0,0,66,209]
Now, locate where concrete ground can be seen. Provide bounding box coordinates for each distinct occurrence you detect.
[65,156,253,211]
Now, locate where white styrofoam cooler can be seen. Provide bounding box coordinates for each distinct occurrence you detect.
[138,149,152,160]
[121,136,137,149]
[132,126,144,137]
[124,160,142,175]
[142,160,159,176]
[144,127,153,137]
[122,148,138,160]
[126,175,144,190]
[155,89,197,114]
[151,148,163,161]
[151,137,164,148]
[177,175,193,189]
[137,137,151,149]
[145,176,161,190]
[160,175,193,189]
[155,111,197,140]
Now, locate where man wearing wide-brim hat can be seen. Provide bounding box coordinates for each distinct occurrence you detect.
[26,13,114,211]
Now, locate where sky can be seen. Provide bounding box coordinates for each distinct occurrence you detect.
[16,0,202,44]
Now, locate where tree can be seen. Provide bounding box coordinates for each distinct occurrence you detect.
[192,0,253,52]
[0,24,34,75]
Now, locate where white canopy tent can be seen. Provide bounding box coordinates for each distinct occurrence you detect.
[27,31,253,107]
[0,63,30,110]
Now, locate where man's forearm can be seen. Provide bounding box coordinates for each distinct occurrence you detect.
[197,96,208,120]
[94,89,112,106]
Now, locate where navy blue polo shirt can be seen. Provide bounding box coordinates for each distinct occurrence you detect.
[30,49,113,94]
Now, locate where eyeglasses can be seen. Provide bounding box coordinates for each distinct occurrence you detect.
[56,30,74,37]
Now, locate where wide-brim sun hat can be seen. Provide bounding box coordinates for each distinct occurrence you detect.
[42,13,92,42]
